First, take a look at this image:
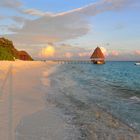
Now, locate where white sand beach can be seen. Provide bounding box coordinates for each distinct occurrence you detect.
[0,61,140,140]
[0,61,79,140]
[0,61,48,139]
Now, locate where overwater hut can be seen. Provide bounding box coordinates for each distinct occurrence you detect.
[90,47,105,64]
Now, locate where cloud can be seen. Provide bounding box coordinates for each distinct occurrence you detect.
[7,0,134,44]
[78,52,90,57]
[52,0,132,17]
[24,9,53,17]
[38,43,92,59]
[0,0,22,9]
[134,50,140,55]
[39,44,56,58]
[110,50,120,56]
[8,13,89,43]
[65,52,73,58]
[12,16,28,24]
[115,23,125,30]
[0,16,4,20]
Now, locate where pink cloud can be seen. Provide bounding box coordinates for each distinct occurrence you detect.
[110,50,119,56]
[78,52,90,57]
[65,52,73,58]
[134,50,140,55]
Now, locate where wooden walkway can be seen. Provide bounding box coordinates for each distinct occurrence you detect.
[46,59,93,64]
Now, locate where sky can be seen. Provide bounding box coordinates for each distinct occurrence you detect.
[0,0,140,60]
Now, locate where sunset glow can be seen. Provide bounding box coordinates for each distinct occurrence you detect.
[1,1,140,139]
[0,0,140,60]
[41,45,55,58]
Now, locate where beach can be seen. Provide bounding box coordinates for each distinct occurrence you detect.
[0,61,80,140]
[0,61,140,140]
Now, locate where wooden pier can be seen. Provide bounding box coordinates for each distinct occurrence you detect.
[46,59,93,64]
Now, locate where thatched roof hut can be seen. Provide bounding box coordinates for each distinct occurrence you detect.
[90,47,105,64]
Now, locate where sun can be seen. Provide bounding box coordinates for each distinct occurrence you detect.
[41,45,55,58]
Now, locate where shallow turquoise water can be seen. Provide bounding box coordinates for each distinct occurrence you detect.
[58,62,140,131]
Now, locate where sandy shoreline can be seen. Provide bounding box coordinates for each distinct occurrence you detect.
[43,63,140,140]
[0,61,140,140]
[0,61,80,140]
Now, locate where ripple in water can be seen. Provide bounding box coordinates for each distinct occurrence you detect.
[58,62,140,132]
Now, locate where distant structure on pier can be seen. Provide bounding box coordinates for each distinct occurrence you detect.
[90,47,105,64]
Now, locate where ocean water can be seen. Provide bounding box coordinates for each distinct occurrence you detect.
[48,61,140,133]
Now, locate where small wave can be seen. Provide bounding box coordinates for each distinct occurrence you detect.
[129,96,140,102]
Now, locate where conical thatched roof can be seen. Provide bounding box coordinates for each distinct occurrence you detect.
[90,47,105,59]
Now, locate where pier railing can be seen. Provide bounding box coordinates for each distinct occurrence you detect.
[46,59,93,64]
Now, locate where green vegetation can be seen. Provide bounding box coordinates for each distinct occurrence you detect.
[0,37,33,61]
[0,46,15,60]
